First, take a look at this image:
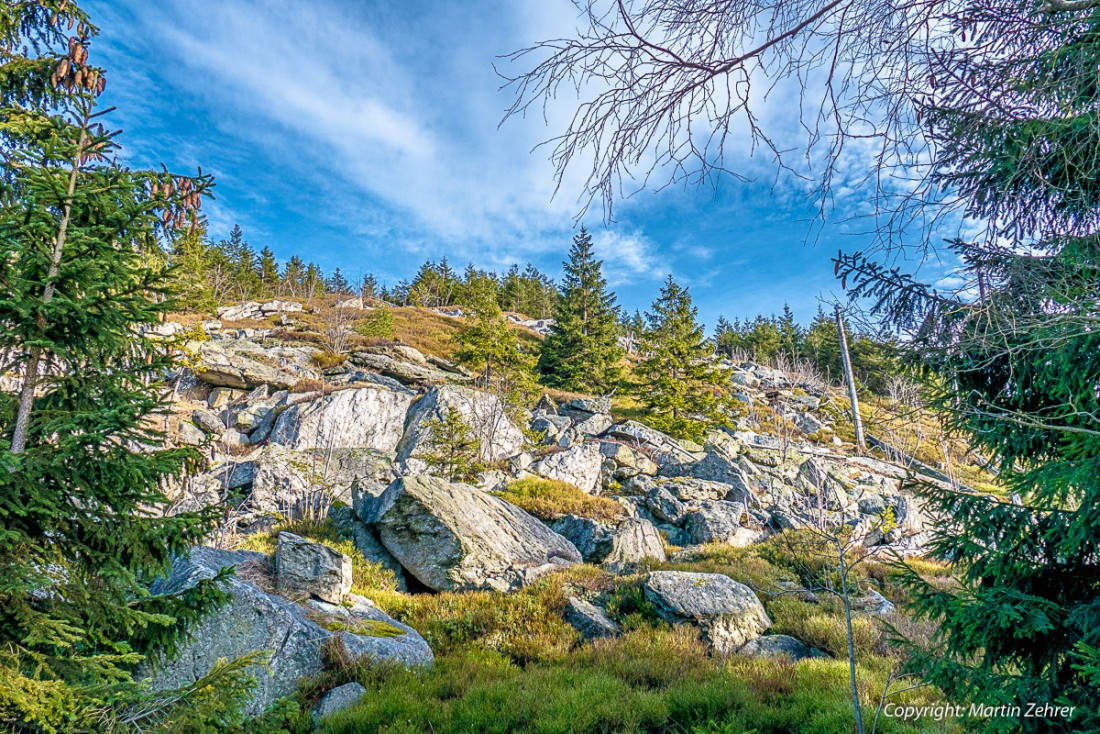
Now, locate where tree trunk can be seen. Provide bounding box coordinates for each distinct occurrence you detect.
[10,128,88,454]
[834,305,866,450]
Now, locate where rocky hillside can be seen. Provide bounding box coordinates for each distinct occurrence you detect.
[144,298,970,732]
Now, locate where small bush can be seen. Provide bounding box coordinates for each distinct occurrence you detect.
[355,305,396,339]
[311,349,347,370]
[496,478,625,522]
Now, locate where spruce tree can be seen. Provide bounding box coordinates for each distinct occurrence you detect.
[538,226,624,392]
[0,3,248,729]
[454,271,537,404]
[637,275,740,442]
[837,3,1100,726]
[258,246,279,297]
[418,407,484,483]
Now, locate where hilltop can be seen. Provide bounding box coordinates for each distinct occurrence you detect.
[137,294,997,733]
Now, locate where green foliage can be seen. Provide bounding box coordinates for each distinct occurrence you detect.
[0,3,251,729]
[538,226,624,392]
[835,4,1100,726]
[499,262,558,318]
[715,305,901,394]
[496,477,626,522]
[636,276,741,442]
[453,271,538,404]
[418,407,484,483]
[355,303,396,340]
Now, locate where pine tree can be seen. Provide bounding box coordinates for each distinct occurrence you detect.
[637,275,740,442]
[454,271,537,404]
[836,3,1100,725]
[0,3,249,729]
[281,255,305,297]
[777,303,800,359]
[418,407,484,483]
[538,226,624,392]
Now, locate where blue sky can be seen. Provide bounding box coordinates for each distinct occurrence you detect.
[85,0,945,329]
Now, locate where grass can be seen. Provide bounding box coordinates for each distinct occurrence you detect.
[234,520,957,734]
[236,518,403,596]
[495,477,626,523]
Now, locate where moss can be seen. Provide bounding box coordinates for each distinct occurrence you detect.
[309,613,406,638]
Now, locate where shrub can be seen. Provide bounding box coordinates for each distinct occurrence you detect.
[354,305,396,339]
[496,478,625,523]
[311,349,347,370]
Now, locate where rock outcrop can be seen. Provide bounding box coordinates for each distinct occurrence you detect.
[143,547,430,716]
[368,475,582,591]
[397,385,524,465]
[270,386,416,452]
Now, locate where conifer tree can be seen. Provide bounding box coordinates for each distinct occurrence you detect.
[836,2,1100,724]
[637,275,739,442]
[258,246,279,297]
[454,271,537,404]
[327,267,351,295]
[0,3,249,729]
[538,226,623,392]
[418,407,484,483]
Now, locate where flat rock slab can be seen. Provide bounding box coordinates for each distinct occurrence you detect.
[370,475,582,592]
[738,634,828,661]
[644,570,771,655]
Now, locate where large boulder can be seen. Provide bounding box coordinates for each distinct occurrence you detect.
[397,385,525,466]
[528,442,604,494]
[643,571,771,654]
[275,533,353,604]
[369,476,581,592]
[142,547,430,716]
[193,339,319,390]
[269,386,416,452]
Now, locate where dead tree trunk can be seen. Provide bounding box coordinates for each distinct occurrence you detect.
[835,305,865,450]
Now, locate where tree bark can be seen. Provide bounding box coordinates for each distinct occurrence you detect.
[835,304,866,450]
[10,128,87,454]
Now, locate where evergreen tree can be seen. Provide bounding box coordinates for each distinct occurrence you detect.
[538,227,624,392]
[836,3,1100,725]
[637,275,739,442]
[327,267,351,295]
[418,407,484,483]
[0,4,249,729]
[281,255,305,297]
[777,303,800,358]
[258,246,279,297]
[454,271,537,404]
[358,273,379,301]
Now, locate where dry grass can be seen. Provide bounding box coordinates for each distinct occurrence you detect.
[495,477,626,523]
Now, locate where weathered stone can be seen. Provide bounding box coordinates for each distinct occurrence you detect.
[329,505,407,591]
[397,385,524,466]
[604,421,701,466]
[370,476,581,592]
[575,412,614,437]
[276,532,353,604]
[854,590,896,616]
[194,339,319,390]
[177,421,206,446]
[644,571,771,654]
[349,350,465,386]
[564,597,620,640]
[683,501,747,545]
[658,477,741,503]
[313,683,367,725]
[142,547,428,717]
[192,408,224,434]
[207,387,245,410]
[550,515,616,562]
[270,386,415,452]
[738,634,828,660]
[603,518,667,570]
[530,414,573,445]
[644,485,688,525]
[528,442,603,494]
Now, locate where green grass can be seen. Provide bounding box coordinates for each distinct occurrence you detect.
[495,477,626,523]
[233,504,954,734]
